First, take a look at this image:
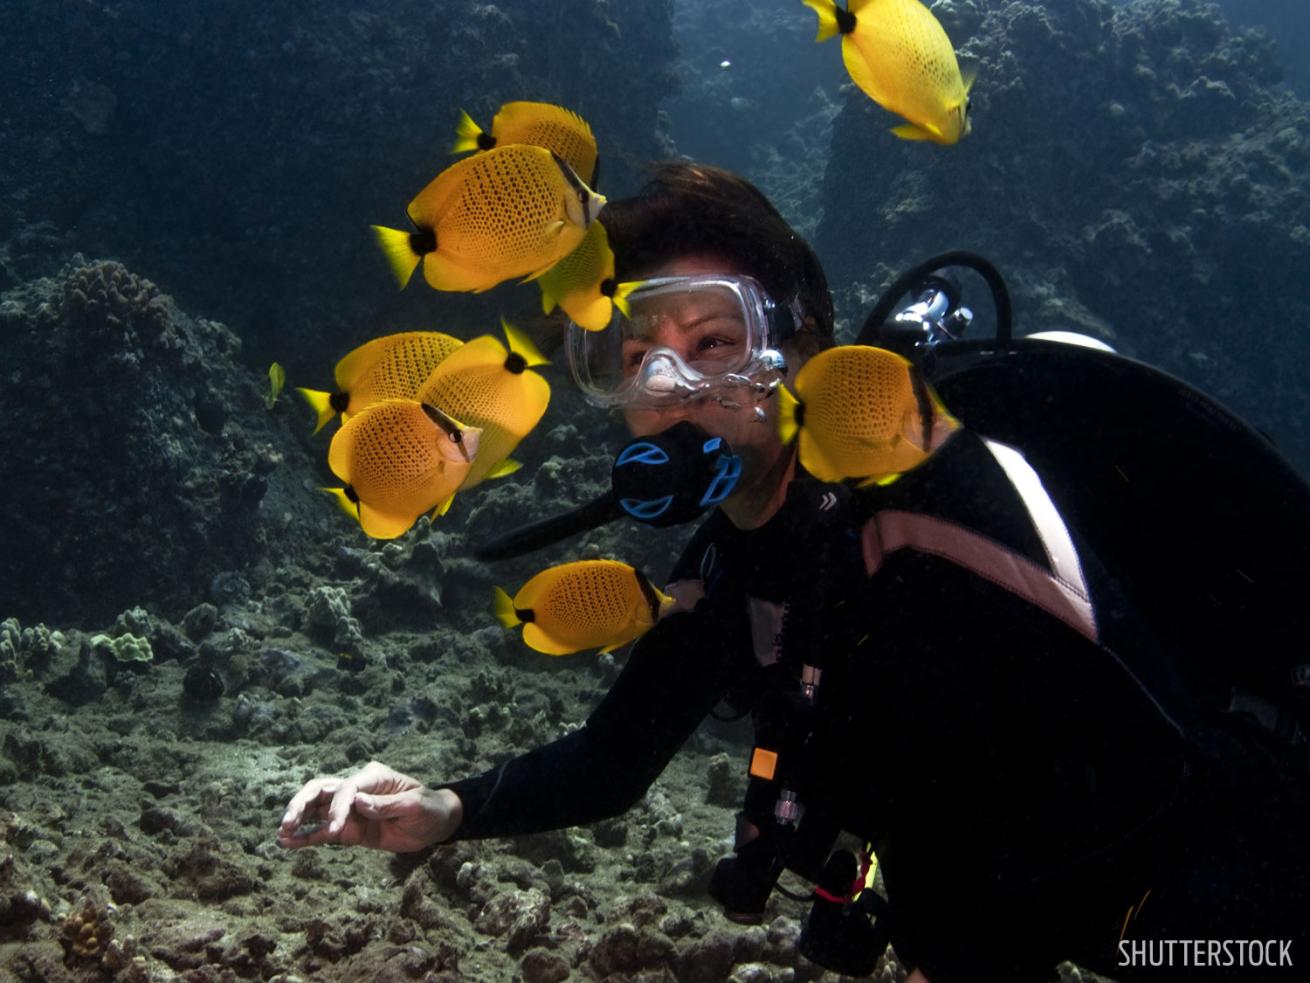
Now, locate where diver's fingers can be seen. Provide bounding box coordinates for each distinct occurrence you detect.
[276,820,337,850]
[280,778,342,832]
[327,778,365,836]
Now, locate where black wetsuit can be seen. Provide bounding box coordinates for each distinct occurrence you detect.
[445,430,1310,981]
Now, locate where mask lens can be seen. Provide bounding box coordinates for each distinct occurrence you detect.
[567,276,767,406]
[625,282,751,372]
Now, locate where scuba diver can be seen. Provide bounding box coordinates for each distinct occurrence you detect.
[279,163,1310,981]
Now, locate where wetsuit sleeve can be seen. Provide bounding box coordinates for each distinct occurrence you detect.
[439,601,749,840]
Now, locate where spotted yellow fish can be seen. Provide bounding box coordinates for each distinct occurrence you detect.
[414,319,550,491]
[493,559,674,655]
[804,0,974,145]
[266,362,286,410]
[452,100,599,186]
[325,399,480,539]
[537,220,639,331]
[777,344,959,484]
[297,331,464,434]
[372,144,605,294]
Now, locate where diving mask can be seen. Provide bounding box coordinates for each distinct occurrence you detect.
[565,275,801,410]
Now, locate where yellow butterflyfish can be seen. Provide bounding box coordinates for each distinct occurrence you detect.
[266,362,286,409]
[452,100,599,186]
[415,318,551,492]
[493,559,675,655]
[372,144,605,294]
[296,331,463,434]
[777,344,959,484]
[325,399,480,539]
[537,220,639,331]
[803,0,974,145]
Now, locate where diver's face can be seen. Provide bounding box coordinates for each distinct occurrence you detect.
[619,280,753,384]
[622,255,791,484]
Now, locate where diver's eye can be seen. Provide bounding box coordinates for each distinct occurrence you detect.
[694,334,746,367]
[623,347,649,372]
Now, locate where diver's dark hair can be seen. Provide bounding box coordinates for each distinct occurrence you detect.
[601,162,834,353]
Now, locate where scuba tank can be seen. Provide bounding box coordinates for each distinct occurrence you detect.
[714,251,1310,977]
[860,252,1310,735]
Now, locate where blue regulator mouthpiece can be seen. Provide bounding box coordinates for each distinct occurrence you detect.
[472,422,741,562]
[612,421,742,527]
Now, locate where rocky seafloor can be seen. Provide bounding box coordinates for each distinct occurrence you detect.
[0,261,1121,981]
[0,262,816,982]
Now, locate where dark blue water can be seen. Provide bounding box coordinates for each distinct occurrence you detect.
[3,4,1310,983]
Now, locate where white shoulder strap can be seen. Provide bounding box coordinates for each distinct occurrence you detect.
[981,438,1092,610]
[861,440,1097,642]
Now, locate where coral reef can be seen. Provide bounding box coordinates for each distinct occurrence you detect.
[0,0,680,375]
[88,632,153,665]
[0,258,323,626]
[58,892,113,962]
[0,619,66,683]
[816,0,1310,469]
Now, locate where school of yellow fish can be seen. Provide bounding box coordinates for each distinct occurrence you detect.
[299,101,629,546]
[283,2,977,649]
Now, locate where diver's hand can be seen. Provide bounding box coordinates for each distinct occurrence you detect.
[277,760,462,853]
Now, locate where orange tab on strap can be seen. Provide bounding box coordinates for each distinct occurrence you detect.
[749,747,778,781]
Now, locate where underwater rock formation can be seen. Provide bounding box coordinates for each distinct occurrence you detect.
[0,258,322,626]
[0,0,679,368]
[1214,0,1310,95]
[816,0,1310,470]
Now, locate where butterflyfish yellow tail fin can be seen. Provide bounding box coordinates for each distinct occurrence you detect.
[371,224,423,289]
[777,385,803,445]
[962,67,978,95]
[611,280,642,320]
[322,486,360,522]
[492,586,522,629]
[501,318,551,368]
[297,388,336,435]
[451,109,484,154]
[802,0,840,42]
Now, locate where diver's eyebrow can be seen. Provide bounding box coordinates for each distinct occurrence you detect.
[659,308,738,331]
